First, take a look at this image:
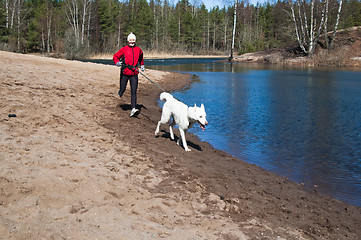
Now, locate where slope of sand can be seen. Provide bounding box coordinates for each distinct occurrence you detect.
[1,51,360,239]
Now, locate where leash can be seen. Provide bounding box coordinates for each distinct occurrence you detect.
[138,70,166,92]
[122,63,166,92]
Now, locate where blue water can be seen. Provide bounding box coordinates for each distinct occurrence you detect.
[147,58,361,207]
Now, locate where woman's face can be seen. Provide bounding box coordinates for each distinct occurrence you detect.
[128,39,135,46]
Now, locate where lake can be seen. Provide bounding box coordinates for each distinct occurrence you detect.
[88,58,361,207]
[146,58,361,207]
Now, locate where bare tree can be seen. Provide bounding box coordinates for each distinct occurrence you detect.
[46,2,53,55]
[224,15,228,51]
[213,21,216,51]
[288,0,326,56]
[6,0,18,29]
[87,0,92,48]
[207,18,210,50]
[230,0,237,60]
[288,0,344,56]
[65,0,91,47]
[178,15,181,49]
[323,0,329,49]
[329,0,343,49]
[5,0,10,28]
[81,0,91,45]
[16,0,20,52]
[65,0,80,46]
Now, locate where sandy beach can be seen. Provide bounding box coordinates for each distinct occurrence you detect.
[1,51,360,239]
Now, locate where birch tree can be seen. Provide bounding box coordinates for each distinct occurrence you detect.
[80,0,91,45]
[40,0,54,55]
[230,0,237,60]
[16,0,20,51]
[65,0,80,46]
[4,0,18,29]
[288,0,344,56]
[329,0,343,49]
[4,0,10,28]
[65,0,92,47]
[323,0,329,48]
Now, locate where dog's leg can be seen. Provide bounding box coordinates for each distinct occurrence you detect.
[169,120,175,140]
[155,121,161,136]
[179,128,191,151]
[154,107,171,136]
[155,108,172,136]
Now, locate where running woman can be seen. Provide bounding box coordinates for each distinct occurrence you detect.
[113,32,145,117]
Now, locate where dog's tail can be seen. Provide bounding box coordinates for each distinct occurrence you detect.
[160,92,173,102]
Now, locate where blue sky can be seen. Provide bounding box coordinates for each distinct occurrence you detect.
[201,0,227,9]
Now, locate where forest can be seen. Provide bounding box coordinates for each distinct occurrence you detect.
[1,0,360,59]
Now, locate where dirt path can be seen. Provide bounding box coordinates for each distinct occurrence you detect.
[1,51,360,239]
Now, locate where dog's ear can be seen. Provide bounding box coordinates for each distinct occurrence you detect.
[201,104,205,110]
[194,104,197,107]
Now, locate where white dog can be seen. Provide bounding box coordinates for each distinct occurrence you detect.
[155,92,208,151]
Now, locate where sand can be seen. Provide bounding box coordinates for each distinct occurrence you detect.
[1,51,360,240]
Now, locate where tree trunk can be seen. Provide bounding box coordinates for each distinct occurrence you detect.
[87,0,91,49]
[81,0,86,45]
[42,29,45,54]
[47,12,52,55]
[155,6,159,50]
[81,0,91,46]
[66,0,80,47]
[323,0,329,49]
[5,0,9,28]
[224,16,227,51]
[213,22,216,51]
[288,0,307,54]
[17,0,20,52]
[10,0,17,29]
[178,15,181,50]
[289,0,326,56]
[207,18,210,51]
[230,0,237,61]
[117,17,121,49]
[297,0,305,45]
[329,0,343,49]
[308,0,315,56]
[302,1,309,40]
[308,0,326,55]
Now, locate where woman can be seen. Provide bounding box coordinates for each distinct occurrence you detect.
[113,32,145,117]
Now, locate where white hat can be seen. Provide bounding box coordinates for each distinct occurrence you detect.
[127,32,136,42]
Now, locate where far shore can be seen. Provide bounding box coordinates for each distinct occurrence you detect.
[89,52,228,60]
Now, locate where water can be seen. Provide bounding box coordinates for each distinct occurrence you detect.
[87,57,361,207]
[147,58,361,207]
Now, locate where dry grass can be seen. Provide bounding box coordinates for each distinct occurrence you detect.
[88,53,114,59]
[89,51,227,60]
[144,50,227,59]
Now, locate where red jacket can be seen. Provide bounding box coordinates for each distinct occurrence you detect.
[113,45,144,75]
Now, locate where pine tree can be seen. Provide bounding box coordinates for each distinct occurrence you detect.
[97,0,118,51]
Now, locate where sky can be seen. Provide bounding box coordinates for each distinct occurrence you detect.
[201,0,227,9]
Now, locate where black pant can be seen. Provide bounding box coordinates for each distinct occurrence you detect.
[118,74,138,109]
